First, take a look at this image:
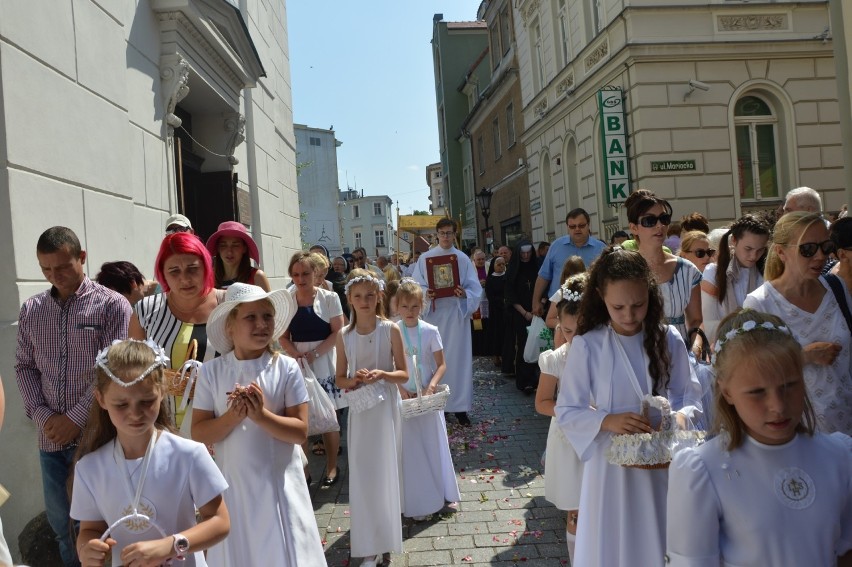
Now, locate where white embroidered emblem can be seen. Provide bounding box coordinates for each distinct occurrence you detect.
[120,497,157,533]
[773,467,815,510]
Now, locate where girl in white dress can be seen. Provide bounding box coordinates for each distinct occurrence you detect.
[743,212,852,435]
[667,309,852,566]
[535,273,587,563]
[700,214,771,343]
[555,247,702,566]
[335,269,409,567]
[71,340,230,567]
[395,279,460,521]
[191,283,326,566]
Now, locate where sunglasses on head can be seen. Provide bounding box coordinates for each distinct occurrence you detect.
[638,213,672,228]
[689,248,716,259]
[797,240,836,258]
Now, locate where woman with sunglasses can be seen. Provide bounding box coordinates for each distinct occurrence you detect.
[700,214,771,343]
[625,190,703,353]
[678,231,715,273]
[744,211,852,435]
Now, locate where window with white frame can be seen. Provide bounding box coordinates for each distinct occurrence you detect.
[734,95,780,201]
[373,202,382,216]
[558,0,571,65]
[493,117,502,160]
[500,5,512,56]
[375,230,385,247]
[309,136,321,146]
[532,20,545,91]
[437,188,444,207]
[353,204,360,219]
[591,0,604,35]
[506,103,516,146]
[354,231,362,248]
[490,23,501,69]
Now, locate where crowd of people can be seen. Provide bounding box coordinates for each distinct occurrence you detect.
[1,184,850,567]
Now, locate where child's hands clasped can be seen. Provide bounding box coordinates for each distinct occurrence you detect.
[602,412,653,434]
[79,537,115,567]
[227,382,266,421]
[356,368,384,385]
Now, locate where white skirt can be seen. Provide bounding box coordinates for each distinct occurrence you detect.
[545,417,584,510]
[401,410,461,517]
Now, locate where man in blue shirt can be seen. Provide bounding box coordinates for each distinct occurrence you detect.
[531,208,606,316]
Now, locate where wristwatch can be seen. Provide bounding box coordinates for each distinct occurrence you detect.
[173,534,189,560]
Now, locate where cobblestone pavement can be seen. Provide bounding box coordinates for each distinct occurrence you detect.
[308,357,569,567]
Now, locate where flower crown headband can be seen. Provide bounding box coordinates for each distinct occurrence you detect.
[95,339,170,388]
[344,274,385,293]
[713,320,792,359]
[560,286,583,303]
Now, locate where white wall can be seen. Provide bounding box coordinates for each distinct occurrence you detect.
[0,0,298,558]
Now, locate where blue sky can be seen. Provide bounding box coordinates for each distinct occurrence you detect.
[287,1,481,220]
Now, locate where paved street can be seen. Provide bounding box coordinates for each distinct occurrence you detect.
[308,357,568,567]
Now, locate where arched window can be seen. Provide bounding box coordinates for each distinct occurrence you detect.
[563,136,580,211]
[541,153,555,239]
[734,95,779,201]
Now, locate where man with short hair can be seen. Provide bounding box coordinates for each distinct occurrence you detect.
[16,227,131,567]
[351,246,385,280]
[532,208,606,316]
[165,213,194,235]
[783,186,823,215]
[412,219,482,426]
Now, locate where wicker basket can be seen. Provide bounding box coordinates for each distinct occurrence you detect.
[400,359,451,420]
[164,339,200,399]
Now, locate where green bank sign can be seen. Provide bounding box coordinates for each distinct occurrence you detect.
[651,160,696,172]
[598,87,629,205]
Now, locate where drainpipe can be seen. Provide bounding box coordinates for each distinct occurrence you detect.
[240,0,263,263]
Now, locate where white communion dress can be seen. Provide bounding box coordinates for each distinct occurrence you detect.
[193,351,326,566]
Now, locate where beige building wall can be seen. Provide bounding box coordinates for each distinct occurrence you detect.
[513,0,842,242]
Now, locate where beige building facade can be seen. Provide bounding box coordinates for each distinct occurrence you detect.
[512,0,843,242]
[461,0,533,251]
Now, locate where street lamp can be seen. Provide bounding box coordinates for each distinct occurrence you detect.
[476,187,493,252]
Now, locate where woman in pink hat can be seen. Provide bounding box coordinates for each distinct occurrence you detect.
[206,221,270,291]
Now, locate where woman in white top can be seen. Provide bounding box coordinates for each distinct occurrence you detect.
[701,214,771,343]
[743,212,852,436]
[279,252,345,486]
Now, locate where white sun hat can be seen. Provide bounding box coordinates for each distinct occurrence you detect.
[207,283,296,354]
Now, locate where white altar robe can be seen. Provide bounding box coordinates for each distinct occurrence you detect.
[412,245,481,412]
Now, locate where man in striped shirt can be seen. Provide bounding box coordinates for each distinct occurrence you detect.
[15,226,131,567]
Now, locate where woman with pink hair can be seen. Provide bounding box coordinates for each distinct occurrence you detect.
[129,232,224,429]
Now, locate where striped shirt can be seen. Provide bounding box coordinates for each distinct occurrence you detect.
[135,292,220,427]
[16,277,131,451]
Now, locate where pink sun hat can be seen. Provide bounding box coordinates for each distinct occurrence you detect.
[206,221,260,265]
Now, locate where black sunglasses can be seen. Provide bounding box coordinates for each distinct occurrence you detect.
[689,248,716,259]
[797,240,836,258]
[638,213,672,228]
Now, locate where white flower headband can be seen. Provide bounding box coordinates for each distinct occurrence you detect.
[560,287,582,303]
[713,320,792,359]
[95,339,170,388]
[399,277,419,286]
[345,274,385,293]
